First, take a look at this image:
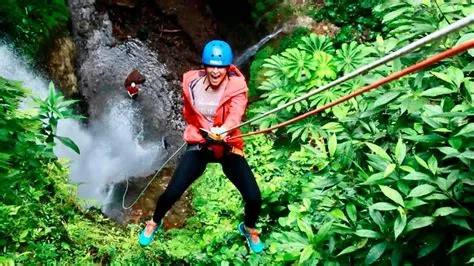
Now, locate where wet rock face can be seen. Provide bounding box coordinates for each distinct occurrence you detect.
[155,0,218,50]
[66,0,266,226]
[68,0,186,224]
[124,69,146,87]
[68,0,183,139]
[46,36,78,96]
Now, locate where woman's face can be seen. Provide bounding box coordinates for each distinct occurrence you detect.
[205,66,228,88]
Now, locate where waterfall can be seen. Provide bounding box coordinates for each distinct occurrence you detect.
[0,44,166,216]
[234,27,283,67]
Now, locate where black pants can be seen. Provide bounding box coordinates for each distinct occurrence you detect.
[153,146,262,228]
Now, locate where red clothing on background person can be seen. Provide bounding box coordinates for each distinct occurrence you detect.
[127,83,139,95]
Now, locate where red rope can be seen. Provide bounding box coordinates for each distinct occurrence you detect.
[229,40,474,140]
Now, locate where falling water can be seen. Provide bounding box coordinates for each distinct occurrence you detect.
[0,44,166,218]
[234,23,301,68]
[234,27,283,67]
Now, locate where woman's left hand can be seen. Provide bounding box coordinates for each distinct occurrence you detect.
[210,126,228,139]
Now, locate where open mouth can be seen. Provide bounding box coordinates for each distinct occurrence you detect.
[209,75,222,84]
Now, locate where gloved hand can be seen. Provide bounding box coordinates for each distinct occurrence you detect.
[210,126,227,138]
[200,128,225,144]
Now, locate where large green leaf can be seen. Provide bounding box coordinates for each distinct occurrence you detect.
[330,209,349,223]
[355,229,381,239]
[384,163,396,177]
[405,198,428,209]
[417,234,443,258]
[365,242,387,264]
[449,236,474,253]
[405,217,435,232]
[361,172,386,185]
[299,245,315,264]
[433,207,459,217]
[455,124,474,138]
[427,156,438,175]
[394,212,407,239]
[328,134,337,158]
[460,150,474,160]
[370,202,397,211]
[414,155,429,169]
[346,204,357,223]
[402,172,432,181]
[337,239,368,256]
[437,146,460,159]
[366,143,392,161]
[403,134,445,143]
[407,184,436,198]
[379,185,405,207]
[420,86,454,97]
[55,135,80,154]
[314,221,333,246]
[297,219,314,241]
[373,92,401,108]
[395,138,406,165]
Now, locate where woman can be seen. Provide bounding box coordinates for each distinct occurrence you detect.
[138,40,264,253]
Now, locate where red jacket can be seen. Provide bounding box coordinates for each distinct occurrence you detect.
[182,65,248,149]
[127,85,139,95]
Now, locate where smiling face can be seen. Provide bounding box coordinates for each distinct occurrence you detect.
[205,66,229,89]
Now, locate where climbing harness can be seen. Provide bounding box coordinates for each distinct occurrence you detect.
[122,14,474,210]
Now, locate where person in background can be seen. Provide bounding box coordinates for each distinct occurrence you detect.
[138,40,264,253]
[124,70,146,100]
[127,82,140,99]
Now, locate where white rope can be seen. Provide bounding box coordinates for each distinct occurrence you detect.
[122,142,186,209]
[224,14,474,133]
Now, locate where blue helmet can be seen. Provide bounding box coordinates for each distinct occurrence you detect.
[202,40,233,66]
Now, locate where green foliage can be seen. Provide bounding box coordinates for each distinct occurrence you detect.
[249,0,293,28]
[0,77,79,262]
[309,0,384,44]
[241,1,474,264]
[248,27,309,98]
[33,82,84,154]
[0,78,170,264]
[275,27,311,54]
[252,33,370,141]
[374,0,474,44]
[248,46,275,98]
[0,0,69,60]
[2,1,474,264]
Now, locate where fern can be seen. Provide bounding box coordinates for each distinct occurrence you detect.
[298,33,335,57]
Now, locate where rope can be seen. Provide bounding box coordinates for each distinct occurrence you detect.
[122,142,186,209]
[229,40,474,140]
[222,14,474,135]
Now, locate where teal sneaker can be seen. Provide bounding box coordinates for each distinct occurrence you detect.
[238,222,264,253]
[139,220,161,247]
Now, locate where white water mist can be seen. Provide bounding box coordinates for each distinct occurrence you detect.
[0,44,165,209]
